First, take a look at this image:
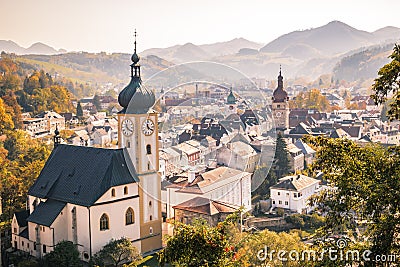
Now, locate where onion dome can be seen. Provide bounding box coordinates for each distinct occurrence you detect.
[226,87,236,104]
[272,66,288,103]
[118,31,155,114]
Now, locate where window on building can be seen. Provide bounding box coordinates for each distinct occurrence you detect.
[286,193,289,196]
[149,201,152,207]
[146,144,152,154]
[125,208,134,225]
[34,242,36,251]
[285,201,288,206]
[149,227,153,235]
[13,228,17,233]
[277,192,280,196]
[43,244,47,253]
[111,188,115,197]
[126,141,131,148]
[272,200,275,204]
[294,193,297,198]
[124,186,128,195]
[279,200,282,204]
[147,161,151,170]
[100,213,109,231]
[27,243,29,248]
[22,241,24,247]
[150,215,153,221]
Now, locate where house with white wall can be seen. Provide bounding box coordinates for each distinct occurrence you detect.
[270,174,321,214]
[165,166,252,220]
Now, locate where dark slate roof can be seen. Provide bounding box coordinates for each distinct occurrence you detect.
[27,199,65,227]
[15,210,29,227]
[28,144,139,207]
[20,227,29,239]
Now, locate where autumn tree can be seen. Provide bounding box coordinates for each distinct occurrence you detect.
[91,237,141,267]
[290,88,331,112]
[1,130,51,219]
[371,44,400,120]
[305,136,400,261]
[0,97,14,135]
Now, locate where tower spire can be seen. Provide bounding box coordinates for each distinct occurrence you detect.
[134,29,137,54]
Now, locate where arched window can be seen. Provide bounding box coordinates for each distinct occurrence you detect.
[125,208,134,225]
[100,214,109,231]
[149,215,153,221]
[111,188,115,197]
[124,186,128,195]
[149,201,152,207]
[146,144,151,154]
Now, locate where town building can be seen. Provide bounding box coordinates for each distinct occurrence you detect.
[271,68,290,131]
[11,34,162,260]
[270,174,321,213]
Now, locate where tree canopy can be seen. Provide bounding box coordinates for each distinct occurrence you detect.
[44,240,82,267]
[371,43,400,120]
[290,88,331,112]
[304,136,400,260]
[91,237,141,267]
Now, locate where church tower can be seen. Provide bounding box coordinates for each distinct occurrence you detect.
[271,67,289,131]
[117,31,162,253]
[225,87,237,115]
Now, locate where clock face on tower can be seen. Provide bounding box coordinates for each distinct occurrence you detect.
[276,112,282,118]
[121,119,134,136]
[142,118,155,136]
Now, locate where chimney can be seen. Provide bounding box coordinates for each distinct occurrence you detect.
[188,170,196,183]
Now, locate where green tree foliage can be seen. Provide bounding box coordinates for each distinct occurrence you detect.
[290,88,331,112]
[305,136,400,259]
[18,259,39,267]
[371,44,400,120]
[274,132,290,178]
[44,241,82,267]
[76,101,84,117]
[92,237,141,267]
[159,218,237,267]
[93,94,102,111]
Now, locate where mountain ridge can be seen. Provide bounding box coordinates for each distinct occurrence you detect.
[0,40,66,55]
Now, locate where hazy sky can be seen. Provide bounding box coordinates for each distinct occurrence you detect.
[2,0,400,53]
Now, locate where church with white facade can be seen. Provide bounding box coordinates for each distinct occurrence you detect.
[11,34,162,261]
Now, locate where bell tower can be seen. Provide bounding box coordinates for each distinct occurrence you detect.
[117,30,162,254]
[225,87,237,115]
[271,66,289,131]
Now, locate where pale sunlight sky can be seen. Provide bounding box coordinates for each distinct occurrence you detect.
[2,0,400,53]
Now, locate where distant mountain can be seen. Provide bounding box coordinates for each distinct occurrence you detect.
[25,42,59,55]
[333,43,394,82]
[141,37,263,63]
[199,37,263,56]
[0,40,66,55]
[0,40,25,54]
[260,21,375,56]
